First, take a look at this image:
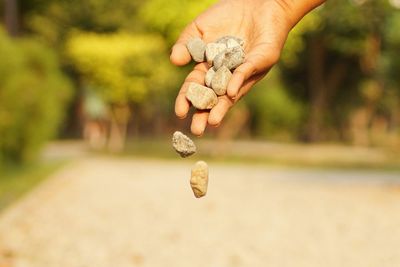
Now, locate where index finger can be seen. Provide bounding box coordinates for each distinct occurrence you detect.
[175,63,208,119]
[170,22,203,66]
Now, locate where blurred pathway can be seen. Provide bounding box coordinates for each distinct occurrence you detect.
[0,157,400,267]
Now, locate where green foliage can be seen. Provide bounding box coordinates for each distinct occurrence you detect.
[15,0,400,145]
[281,11,322,67]
[0,29,72,164]
[246,70,304,140]
[23,0,142,44]
[139,0,217,42]
[65,31,178,104]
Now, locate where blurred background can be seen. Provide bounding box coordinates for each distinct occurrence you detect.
[0,0,400,266]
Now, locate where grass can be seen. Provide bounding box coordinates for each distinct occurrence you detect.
[0,161,66,211]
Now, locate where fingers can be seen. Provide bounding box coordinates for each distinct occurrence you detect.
[191,111,209,136]
[170,22,203,66]
[170,44,192,66]
[175,85,191,119]
[208,96,234,126]
[227,61,256,99]
[175,63,208,119]
[235,75,261,100]
[227,43,280,98]
[207,77,260,128]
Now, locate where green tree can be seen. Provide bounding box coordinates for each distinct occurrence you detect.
[65,31,178,150]
[280,0,400,143]
[0,28,72,165]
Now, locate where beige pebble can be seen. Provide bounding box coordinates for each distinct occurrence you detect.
[205,43,227,65]
[226,38,242,48]
[186,82,218,110]
[190,161,209,198]
[211,66,232,96]
[205,68,216,87]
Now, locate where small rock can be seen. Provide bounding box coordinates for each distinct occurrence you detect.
[216,36,245,47]
[213,46,245,71]
[205,43,227,65]
[190,161,209,198]
[205,68,216,87]
[211,66,232,96]
[172,131,196,158]
[186,37,206,62]
[186,82,218,110]
[226,38,242,48]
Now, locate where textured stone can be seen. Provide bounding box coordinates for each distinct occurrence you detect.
[216,36,244,47]
[186,37,206,62]
[211,66,232,96]
[186,82,218,110]
[172,131,197,158]
[190,161,209,198]
[205,68,216,87]
[226,38,242,48]
[205,43,227,65]
[213,46,245,71]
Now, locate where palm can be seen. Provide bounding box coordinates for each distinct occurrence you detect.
[171,0,290,136]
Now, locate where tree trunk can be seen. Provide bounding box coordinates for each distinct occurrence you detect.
[306,36,348,142]
[306,36,327,142]
[107,104,131,153]
[4,0,19,36]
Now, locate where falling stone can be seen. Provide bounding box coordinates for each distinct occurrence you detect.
[190,161,209,198]
[186,82,218,110]
[187,37,206,62]
[172,131,196,158]
[205,68,216,87]
[211,66,232,96]
[205,43,227,65]
[213,46,245,71]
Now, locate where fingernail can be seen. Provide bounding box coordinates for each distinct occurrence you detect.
[195,131,204,137]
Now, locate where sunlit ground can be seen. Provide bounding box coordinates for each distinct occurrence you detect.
[0,141,399,267]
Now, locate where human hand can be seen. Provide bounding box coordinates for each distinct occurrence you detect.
[171,0,324,136]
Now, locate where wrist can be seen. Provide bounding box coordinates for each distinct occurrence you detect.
[275,0,326,28]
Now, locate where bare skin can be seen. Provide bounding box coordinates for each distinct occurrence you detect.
[171,0,325,136]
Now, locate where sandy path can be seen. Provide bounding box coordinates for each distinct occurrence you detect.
[0,157,400,267]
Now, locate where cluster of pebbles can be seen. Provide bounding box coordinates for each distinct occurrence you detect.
[185,36,245,110]
[172,36,245,198]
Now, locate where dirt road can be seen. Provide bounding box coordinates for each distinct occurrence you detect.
[0,157,400,267]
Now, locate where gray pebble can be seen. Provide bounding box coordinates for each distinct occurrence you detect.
[172,131,197,158]
[186,37,206,62]
[226,38,242,48]
[216,36,245,47]
[213,46,245,71]
[186,82,218,110]
[211,66,232,96]
[205,43,227,65]
[205,68,216,87]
